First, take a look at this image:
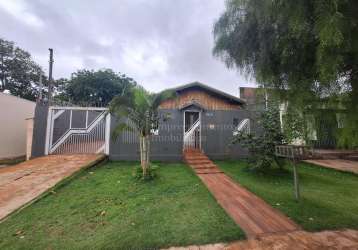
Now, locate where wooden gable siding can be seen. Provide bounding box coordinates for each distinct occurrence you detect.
[159,89,241,110]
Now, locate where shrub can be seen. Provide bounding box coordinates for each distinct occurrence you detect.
[132,165,159,181]
[233,105,284,170]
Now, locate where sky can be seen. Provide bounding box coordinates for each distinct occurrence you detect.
[0,0,256,95]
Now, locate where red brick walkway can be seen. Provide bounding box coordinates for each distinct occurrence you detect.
[304,159,358,174]
[164,229,358,250]
[228,229,358,250]
[0,154,105,221]
[184,150,299,238]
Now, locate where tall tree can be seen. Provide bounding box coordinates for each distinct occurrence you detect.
[0,38,44,101]
[59,69,137,106]
[213,0,358,147]
[109,86,175,178]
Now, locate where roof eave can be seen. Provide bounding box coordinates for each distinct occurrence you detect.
[172,82,246,105]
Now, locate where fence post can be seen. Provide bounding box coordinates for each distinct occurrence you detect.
[105,113,111,155]
[293,161,300,201]
[44,107,52,155]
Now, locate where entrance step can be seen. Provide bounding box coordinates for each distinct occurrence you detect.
[191,165,217,169]
[195,170,223,174]
[184,155,209,160]
[343,154,358,161]
[183,150,222,176]
[185,158,210,163]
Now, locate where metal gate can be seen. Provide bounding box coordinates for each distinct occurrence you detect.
[45,107,110,155]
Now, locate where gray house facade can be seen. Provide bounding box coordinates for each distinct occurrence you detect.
[31,82,255,161]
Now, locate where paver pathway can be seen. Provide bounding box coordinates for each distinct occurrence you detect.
[163,229,358,250]
[0,154,105,221]
[228,229,358,249]
[184,150,299,238]
[304,159,358,174]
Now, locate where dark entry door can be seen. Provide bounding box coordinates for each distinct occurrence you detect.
[185,112,199,132]
[184,111,200,149]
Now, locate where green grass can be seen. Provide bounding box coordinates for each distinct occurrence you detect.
[216,160,358,232]
[0,162,244,250]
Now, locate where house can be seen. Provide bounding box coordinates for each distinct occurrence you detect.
[30,82,255,161]
[239,86,348,148]
[0,92,36,162]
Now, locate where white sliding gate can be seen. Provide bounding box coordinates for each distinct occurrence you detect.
[45,107,110,155]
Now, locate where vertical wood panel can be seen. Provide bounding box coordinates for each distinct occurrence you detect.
[159,90,241,110]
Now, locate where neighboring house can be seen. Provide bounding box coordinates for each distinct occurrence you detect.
[0,92,36,161]
[240,87,266,111]
[31,82,256,161]
[239,86,347,148]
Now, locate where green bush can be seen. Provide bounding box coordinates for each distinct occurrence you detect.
[233,105,284,170]
[132,165,159,181]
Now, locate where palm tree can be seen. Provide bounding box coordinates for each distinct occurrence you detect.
[109,86,175,178]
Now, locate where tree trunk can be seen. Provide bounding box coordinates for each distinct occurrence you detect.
[146,135,150,169]
[139,135,150,177]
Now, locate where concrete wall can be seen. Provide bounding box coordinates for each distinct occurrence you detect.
[109,108,255,161]
[109,109,183,161]
[0,93,36,160]
[31,104,49,158]
[201,110,252,159]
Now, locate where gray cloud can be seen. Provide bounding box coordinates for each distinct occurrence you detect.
[0,0,255,95]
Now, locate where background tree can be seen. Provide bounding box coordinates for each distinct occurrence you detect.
[0,38,45,101]
[213,0,358,148]
[58,69,137,106]
[109,86,175,179]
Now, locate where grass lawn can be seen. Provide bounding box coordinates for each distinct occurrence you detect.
[0,161,244,250]
[216,160,358,232]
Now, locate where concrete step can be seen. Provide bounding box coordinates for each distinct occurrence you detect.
[343,154,358,161]
[183,150,224,175]
[195,170,223,174]
[191,164,217,169]
[193,167,218,172]
[185,158,211,162]
[184,153,208,157]
[312,150,358,160]
[184,156,209,161]
[186,160,212,165]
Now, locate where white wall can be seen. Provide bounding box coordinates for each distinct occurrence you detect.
[0,93,35,159]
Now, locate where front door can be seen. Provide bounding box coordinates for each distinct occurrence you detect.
[184,111,201,150]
